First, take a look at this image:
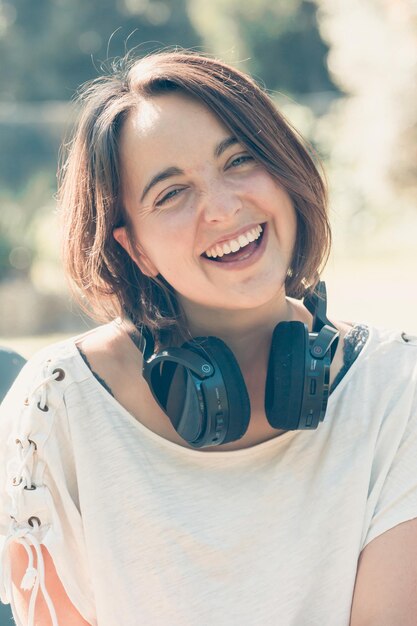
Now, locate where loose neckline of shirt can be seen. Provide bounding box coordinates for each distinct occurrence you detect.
[65,323,374,459]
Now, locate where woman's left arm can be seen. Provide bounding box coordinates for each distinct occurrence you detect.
[350,517,417,626]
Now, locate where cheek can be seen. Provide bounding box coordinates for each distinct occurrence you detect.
[286,208,298,247]
[134,216,195,273]
[261,183,297,247]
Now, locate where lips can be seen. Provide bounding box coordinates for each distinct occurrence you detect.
[201,222,268,270]
[201,223,265,259]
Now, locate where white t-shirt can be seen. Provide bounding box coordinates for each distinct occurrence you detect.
[0,325,417,626]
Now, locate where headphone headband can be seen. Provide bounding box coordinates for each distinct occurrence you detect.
[304,281,334,330]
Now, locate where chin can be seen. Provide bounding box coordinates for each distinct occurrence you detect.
[209,285,287,311]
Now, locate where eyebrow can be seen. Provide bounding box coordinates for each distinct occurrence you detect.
[214,136,239,159]
[140,166,183,203]
[140,136,240,203]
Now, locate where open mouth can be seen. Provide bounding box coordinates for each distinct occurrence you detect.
[201,223,267,264]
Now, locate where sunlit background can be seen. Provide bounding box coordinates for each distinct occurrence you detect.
[0,0,416,358]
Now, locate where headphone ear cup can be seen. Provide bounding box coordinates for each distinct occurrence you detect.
[265,321,308,430]
[195,337,251,444]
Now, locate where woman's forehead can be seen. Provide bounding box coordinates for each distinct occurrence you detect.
[119,93,233,177]
[122,93,228,146]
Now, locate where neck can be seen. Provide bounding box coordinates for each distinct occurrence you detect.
[179,289,311,370]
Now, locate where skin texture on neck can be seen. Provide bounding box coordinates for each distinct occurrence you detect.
[178,287,300,373]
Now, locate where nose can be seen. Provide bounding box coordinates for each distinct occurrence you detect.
[200,180,243,223]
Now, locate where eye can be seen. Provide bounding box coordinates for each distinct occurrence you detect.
[228,154,254,168]
[155,187,185,207]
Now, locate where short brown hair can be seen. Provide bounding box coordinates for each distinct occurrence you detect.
[59,49,331,338]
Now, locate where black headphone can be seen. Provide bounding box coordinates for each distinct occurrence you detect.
[128,282,339,449]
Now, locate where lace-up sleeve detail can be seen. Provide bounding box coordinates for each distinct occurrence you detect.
[0,346,97,626]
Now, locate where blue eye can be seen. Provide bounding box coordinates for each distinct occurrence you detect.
[156,188,183,207]
[229,154,254,167]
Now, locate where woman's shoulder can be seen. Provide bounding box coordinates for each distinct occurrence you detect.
[1,323,126,406]
[74,319,143,389]
[326,319,417,395]
[75,319,132,360]
[369,325,417,383]
[356,324,417,361]
[337,323,417,392]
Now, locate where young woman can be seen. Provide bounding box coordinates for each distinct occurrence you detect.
[1,50,417,626]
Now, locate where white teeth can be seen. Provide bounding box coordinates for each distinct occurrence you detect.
[204,224,263,259]
[238,234,249,247]
[230,239,240,252]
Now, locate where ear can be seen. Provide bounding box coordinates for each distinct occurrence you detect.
[113,226,159,278]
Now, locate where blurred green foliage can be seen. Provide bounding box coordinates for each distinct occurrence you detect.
[0,173,53,281]
[0,120,57,190]
[0,0,201,101]
[188,0,336,95]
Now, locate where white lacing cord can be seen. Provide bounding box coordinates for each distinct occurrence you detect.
[29,368,61,411]
[1,364,63,625]
[1,521,58,626]
[13,439,36,489]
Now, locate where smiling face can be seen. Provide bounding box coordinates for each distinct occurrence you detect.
[114,92,297,323]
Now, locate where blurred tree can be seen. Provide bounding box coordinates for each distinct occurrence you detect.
[0,173,51,281]
[0,0,201,101]
[0,120,57,189]
[186,0,338,98]
[314,0,417,249]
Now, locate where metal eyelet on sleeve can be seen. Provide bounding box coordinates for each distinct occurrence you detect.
[28,364,62,412]
[15,438,37,450]
[0,358,63,626]
[401,331,417,344]
[52,367,65,381]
